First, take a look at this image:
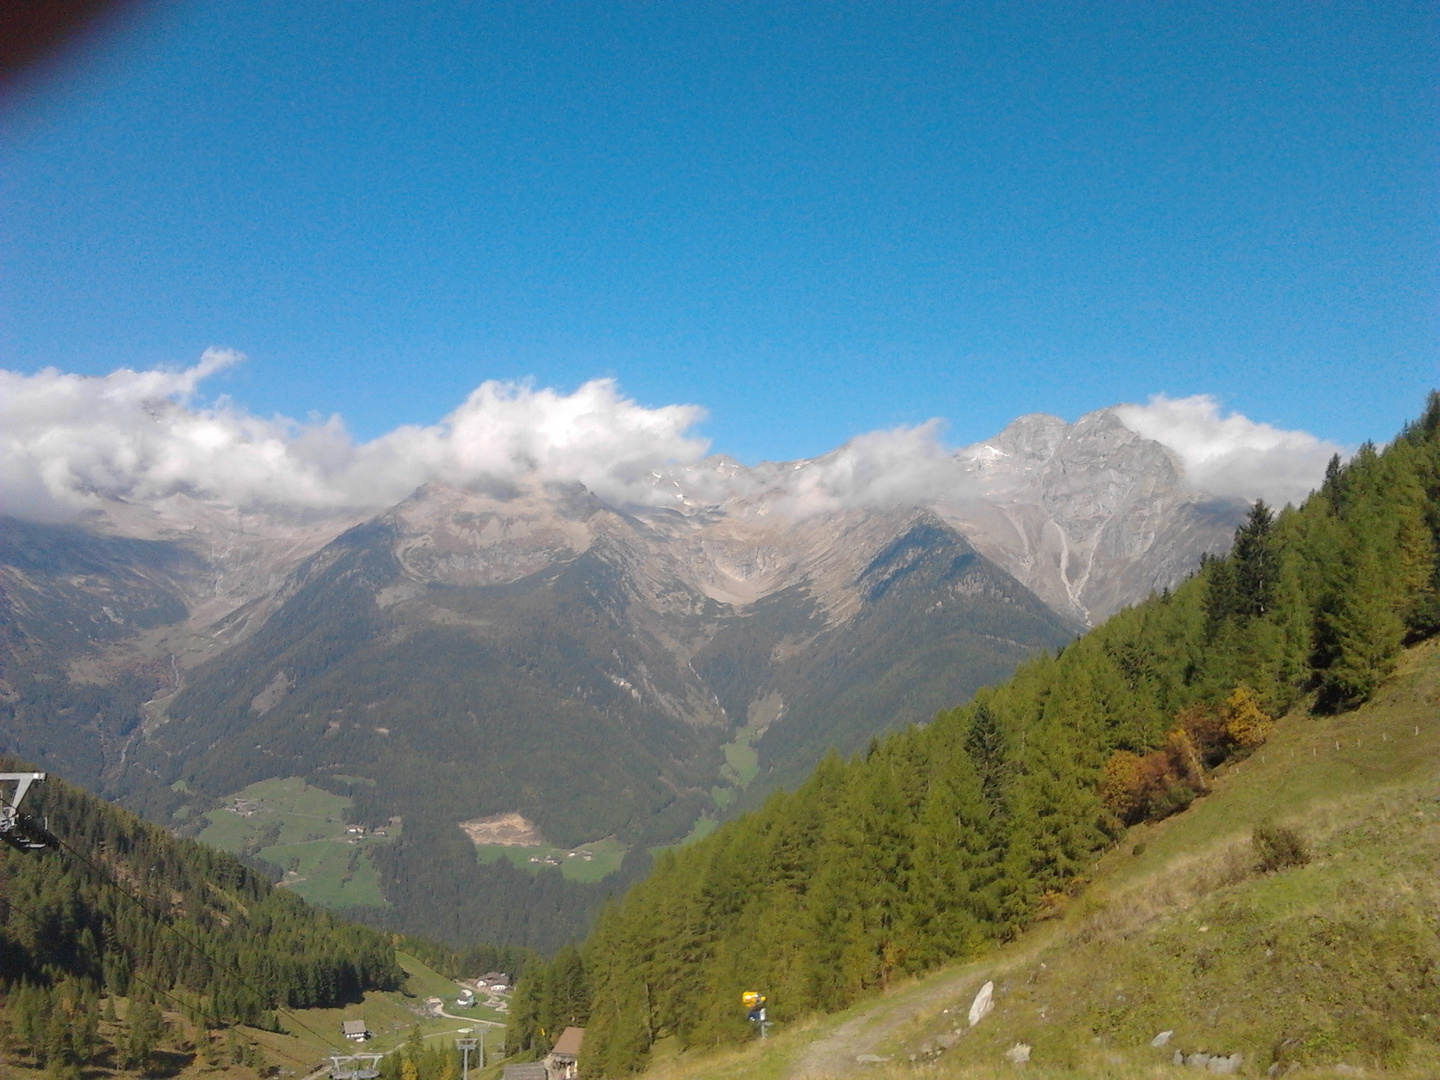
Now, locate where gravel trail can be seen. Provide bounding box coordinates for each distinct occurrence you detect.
[784,931,1058,1080]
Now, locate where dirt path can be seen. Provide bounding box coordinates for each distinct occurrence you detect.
[785,930,1057,1080]
[786,968,986,1079]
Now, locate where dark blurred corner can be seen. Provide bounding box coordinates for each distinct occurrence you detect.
[2,0,152,93]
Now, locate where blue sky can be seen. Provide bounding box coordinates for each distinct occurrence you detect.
[2,0,1435,465]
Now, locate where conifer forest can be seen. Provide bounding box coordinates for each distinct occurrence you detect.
[0,767,403,1073]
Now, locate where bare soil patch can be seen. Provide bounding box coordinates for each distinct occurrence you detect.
[459,812,544,846]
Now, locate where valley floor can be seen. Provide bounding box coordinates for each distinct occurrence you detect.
[0,952,504,1080]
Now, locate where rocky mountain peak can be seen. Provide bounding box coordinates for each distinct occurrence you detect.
[384,479,604,588]
[973,412,1070,464]
[153,399,1233,631]
[943,408,1239,625]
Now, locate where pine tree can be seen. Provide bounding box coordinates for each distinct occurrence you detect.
[120,997,163,1071]
[42,993,70,1070]
[1204,554,1240,635]
[906,747,988,964]
[1266,544,1313,709]
[551,944,590,1028]
[964,701,1009,816]
[1322,538,1406,706]
[1321,452,1345,506]
[1233,500,1277,617]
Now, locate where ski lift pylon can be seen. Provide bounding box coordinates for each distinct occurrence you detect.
[0,773,58,852]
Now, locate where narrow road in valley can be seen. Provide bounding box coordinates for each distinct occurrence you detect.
[435,1007,504,1025]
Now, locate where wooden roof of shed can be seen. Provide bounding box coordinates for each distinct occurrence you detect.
[552,1026,585,1057]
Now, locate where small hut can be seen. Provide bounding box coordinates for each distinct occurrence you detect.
[545,1027,584,1080]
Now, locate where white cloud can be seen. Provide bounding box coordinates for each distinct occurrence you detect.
[0,353,711,520]
[1113,394,1344,507]
[361,378,711,507]
[770,421,966,517]
[0,357,1344,524]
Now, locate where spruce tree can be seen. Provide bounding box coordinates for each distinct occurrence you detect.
[1322,538,1406,705]
[1203,553,1239,635]
[964,701,1008,816]
[120,997,163,1071]
[1233,500,1277,617]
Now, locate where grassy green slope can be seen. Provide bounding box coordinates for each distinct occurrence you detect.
[474,835,628,883]
[632,637,1440,1080]
[196,776,394,907]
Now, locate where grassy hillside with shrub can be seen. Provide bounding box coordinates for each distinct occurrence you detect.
[598,632,1440,1080]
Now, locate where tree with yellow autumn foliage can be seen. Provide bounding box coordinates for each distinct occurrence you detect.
[1222,685,1273,748]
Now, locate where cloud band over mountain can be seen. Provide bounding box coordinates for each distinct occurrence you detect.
[1,353,1343,521]
[1114,394,1345,507]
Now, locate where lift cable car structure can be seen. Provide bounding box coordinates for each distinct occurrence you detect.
[326,1053,383,1079]
[0,772,59,852]
[456,1035,482,1080]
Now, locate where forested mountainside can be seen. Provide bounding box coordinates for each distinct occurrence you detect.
[513,395,1440,1078]
[122,507,1074,951]
[0,759,402,1072]
[147,508,1075,841]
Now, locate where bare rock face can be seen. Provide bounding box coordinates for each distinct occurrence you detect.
[386,480,600,588]
[72,494,369,662]
[945,409,1245,624]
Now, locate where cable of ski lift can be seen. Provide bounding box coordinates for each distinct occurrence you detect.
[2,892,213,1025]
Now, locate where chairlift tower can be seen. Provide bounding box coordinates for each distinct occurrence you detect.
[0,773,58,851]
[456,1035,481,1079]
